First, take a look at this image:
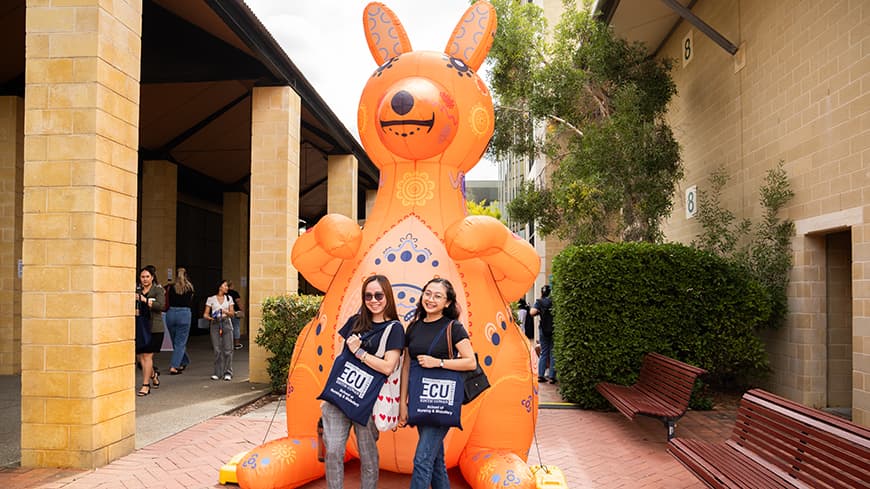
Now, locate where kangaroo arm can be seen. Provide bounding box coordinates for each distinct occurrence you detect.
[291,214,362,292]
[444,216,539,301]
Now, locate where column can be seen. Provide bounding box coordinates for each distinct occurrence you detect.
[223,191,249,336]
[22,0,141,468]
[327,154,357,219]
[854,221,870,426]
[0,97,24,374]
[139,160,176,282]
[248,86,300,383]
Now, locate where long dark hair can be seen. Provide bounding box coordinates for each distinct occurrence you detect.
[352,275,399,334]
[412,277,460,323]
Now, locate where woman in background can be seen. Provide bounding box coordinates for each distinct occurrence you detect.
[203,279,235,381]
[165,267,195,375]
[136,266,165,396]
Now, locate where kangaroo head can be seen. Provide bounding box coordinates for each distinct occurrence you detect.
[358,2,497,172]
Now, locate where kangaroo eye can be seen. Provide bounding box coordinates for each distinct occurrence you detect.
[446,57,472,77]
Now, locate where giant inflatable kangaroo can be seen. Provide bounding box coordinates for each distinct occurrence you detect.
[237,3,540,488]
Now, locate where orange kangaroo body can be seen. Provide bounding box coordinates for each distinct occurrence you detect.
[236,3,539,488]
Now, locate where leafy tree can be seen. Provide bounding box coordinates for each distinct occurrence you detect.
[693,162,795,327]
[466,199,503,220]
[489,0,682,243]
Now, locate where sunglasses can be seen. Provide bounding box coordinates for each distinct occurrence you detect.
[364,292,385,302]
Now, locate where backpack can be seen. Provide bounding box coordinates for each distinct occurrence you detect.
[538,297,554,337]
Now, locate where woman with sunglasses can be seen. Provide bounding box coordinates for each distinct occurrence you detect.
[399,277,478,489]
[321,275,404,489]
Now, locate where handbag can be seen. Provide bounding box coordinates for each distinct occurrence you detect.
[317,328,387,425]
[443,322,490,405]
[135,304,151,350]
[371,321,402,432]
[407,321,464,429]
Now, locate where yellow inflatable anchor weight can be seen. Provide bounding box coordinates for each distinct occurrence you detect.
[531,464,569,488]
[219,451,247,485]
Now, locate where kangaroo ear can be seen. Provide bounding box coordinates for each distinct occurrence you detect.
[444,1,497,71]
[363,3,412,66]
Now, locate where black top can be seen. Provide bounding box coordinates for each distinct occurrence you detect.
[227,289,241,311]
[167,285,195,309]
[405,316,469,359]
[338,315,405,356]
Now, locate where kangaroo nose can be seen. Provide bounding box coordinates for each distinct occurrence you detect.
[390,90,414,115]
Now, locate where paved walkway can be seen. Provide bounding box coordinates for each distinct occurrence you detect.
[0,381,737,488]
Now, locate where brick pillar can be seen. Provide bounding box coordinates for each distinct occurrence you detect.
[364,189,377,222]
[854,220,870,426]
[139,160,176,283]
[327,154,357,219]
[248,86,300,383]
[223,191,249,336]
[0,97,24,375]
[22,0,141,468]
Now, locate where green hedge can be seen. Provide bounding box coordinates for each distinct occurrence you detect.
[552,242,771,408]
[255,294,323,393]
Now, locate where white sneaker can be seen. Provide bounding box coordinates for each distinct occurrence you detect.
[210,375,219,380]
[223,374,232,381]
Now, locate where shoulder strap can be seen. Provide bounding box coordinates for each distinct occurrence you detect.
[446,320,454,359]
[374,321,395,358]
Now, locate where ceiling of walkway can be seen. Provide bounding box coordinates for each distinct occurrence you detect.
[0,0,378,224]
[597,0,693,55]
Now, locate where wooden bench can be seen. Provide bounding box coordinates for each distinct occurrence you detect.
[595,352,707,440]
[669,388,870,489]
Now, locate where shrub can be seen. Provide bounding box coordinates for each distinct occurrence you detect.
[552,242,771,408]
[255,293,323,393]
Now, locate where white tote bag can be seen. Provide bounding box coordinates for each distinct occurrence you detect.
[371,321,402,432]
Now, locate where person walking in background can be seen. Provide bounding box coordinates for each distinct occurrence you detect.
[517,297,534,340]
[530,284,556,384]
[226,280,244,350]
[399,277,478,489]
[320,275,404,489]
[203,279,235,381]
[165,267,195,375]
[136,266,165,396]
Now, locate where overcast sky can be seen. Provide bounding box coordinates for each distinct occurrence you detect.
[243,0,499,180]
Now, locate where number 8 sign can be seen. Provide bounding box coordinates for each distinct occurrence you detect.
[686,185,697,219]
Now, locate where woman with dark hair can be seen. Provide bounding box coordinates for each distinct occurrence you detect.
[320,274,404,489]
[136,266,165,396]
[203,279,235,381]
[398,277,478,489]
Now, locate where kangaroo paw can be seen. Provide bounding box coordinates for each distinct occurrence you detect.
[459,448,536,489]
[236,436,324,489]
[291,214,362,291]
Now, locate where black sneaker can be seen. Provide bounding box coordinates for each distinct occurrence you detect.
[538,376,547,383]
[548,377,557,384]
[234,343,243,350]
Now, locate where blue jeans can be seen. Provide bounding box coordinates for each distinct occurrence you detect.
[232,316,241,340]
[410,424,450,489]
[538,332,555,380]
[165,307,191,369]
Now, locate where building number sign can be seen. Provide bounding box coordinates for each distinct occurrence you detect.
[685,185,697,219]
[683,30,694,67]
